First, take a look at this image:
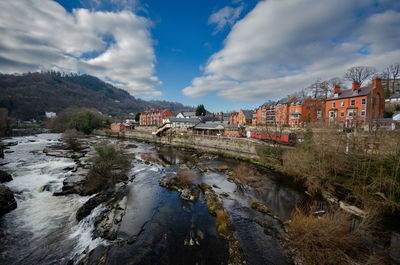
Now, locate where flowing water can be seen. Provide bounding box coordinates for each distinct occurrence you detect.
[0,134,306,265]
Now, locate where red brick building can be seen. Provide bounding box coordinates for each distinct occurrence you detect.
[325,77,384,127]
[139,108,174,126]
[224,125,245,137]
[288,97,324,128]
[275,96,296,125]
[254,102,276,125]
[238,109,254,125]
[230,112,239,125]
[110,123,125,132]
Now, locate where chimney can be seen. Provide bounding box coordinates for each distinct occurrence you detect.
[352,81,360,91]
[373,77,381,89]
[333,84,341,94]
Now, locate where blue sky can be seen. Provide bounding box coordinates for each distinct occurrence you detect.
[0,0,400,112]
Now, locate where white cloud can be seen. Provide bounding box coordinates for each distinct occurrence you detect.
[184,0,400,101]
[208,5,243,34]
[0,0,161,96]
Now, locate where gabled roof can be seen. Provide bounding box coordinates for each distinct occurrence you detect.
[259,101,276,110]
[291,96,309,105]
[182,111,196,117]
[241,110,254,120]
[327,86,374,100]
[277,96,296,105]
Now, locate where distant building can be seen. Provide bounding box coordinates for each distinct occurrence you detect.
[254,102,276,125]
[238,109,254,125]
[275,96,296,125]
[382,79,400,97]
[192,123,225,136]
[288,96,324,128]
[224,124,245,137]
[163,117,201,129]
[139,108,174,126]
[325,77,384,127]
[110,123,125,132]
[45,112,56,118]
[230,112,239,125]
[176,111,196,119]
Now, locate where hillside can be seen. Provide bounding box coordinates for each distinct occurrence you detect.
[0,72,190,120]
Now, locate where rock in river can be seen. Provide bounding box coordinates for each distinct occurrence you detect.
[0,170,13,183]
[0,184,17,216]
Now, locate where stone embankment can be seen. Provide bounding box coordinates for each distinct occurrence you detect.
[97,129,290,162]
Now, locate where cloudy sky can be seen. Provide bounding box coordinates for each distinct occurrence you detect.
[0,0,399,111]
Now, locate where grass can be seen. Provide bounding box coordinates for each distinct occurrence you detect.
[216,210,230,238]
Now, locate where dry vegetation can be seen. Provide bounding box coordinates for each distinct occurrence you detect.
[140,152,159,163]
[216,210,230,238]
[175,169,199,188]
[230,163,268,189]
[62,129,84,151]
[81,143,131,195]
[281,126,400,210]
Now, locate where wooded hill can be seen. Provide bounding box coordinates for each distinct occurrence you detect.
[0,72,189,120]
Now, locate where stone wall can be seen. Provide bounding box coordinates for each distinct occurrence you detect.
[98,129,275,160]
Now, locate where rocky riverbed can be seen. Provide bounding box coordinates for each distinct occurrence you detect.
[0,134,308,265]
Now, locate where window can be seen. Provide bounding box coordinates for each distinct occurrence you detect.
[330,111,335,118]
[341,101,344,107]
[332,102,336,108]
[361,110,365,116]
[340,111,344,117]
[317,109,322,118]
[362,98,366,105]
[351,99,355,106]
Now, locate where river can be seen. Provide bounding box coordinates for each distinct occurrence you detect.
[0,133,305,264]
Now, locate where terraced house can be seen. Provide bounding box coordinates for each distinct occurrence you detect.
[254,102,276,125]
[288,96,324,128]
[139,108,174,126]
[326,77,384,127]
[238,109,254,125]
[275,96,296,125]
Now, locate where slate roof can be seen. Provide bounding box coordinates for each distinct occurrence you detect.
[327,86,374,100]
[291,96,308,105]
[166,117,200,123]
[194,123,225,130]
[241,110,255,120]
[276,96,295,105]
[182,111,196,117]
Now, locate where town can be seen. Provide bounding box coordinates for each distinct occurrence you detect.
[111,75,400,145]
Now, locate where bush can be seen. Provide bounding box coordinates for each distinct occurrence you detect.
[81,144,130,195]
[62,129,83,151]
[175,169,198,188]
[216,210,230,237]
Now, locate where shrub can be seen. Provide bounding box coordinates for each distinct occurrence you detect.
[216,210,230,237]
[140,152,158,163]
[81,144,130,195]
[175,169,198,187]
[62,129,83,151]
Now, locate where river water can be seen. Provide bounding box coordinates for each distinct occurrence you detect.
[0,134,305,264]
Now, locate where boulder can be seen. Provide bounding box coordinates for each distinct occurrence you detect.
[76,193,111,221]
[0,170,12,183]
[0,185,17,216]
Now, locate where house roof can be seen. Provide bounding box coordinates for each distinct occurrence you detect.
[277,96,296,105]
[241,110,254,120]
[327,86,374,100]
[291,96,309,105]
[166,117,201,123]
[194,123,225,130]
[182,111,196,117]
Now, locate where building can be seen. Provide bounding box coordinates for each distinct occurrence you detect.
[325,77,384,127]
[110,123,125,132]
[254,102,276,125]
[139,108,174,126]
[45,112,56,118]
[382,79,400,98]
[238,109,254,125]
[275,96,296,125]
[224,124,245,137]
[163,117,201,129]
[192,123,225,136]
[176,111,196,119]
[288,97,324,128]
[230,112,239,125]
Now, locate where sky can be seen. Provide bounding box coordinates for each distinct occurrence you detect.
[0,0,400,112]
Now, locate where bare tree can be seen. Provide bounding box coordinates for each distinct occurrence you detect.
[388,63,399,94]
[344,66,376,86]
[307,79,330,102]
